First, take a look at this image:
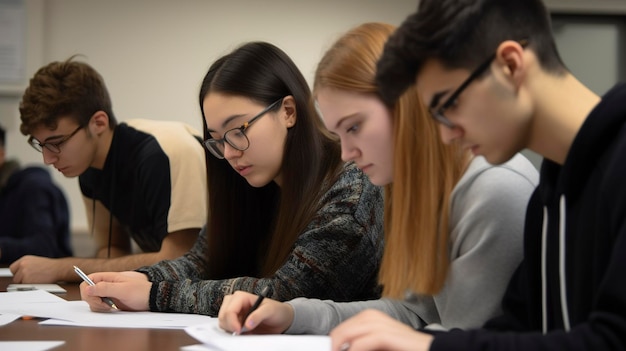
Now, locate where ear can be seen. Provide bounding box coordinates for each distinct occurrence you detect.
[281,95,297,128]
[494,40,527,89]
[88,111,111,135]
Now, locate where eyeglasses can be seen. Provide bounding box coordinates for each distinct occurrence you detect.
[28,124,84,153]
[203,98,283,159]
[430,39,529,128]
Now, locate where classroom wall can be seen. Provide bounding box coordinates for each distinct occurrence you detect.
[0,0,624,235]
[0,0,418,232]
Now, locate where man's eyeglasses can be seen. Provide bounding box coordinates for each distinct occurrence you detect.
[203,98,283,159]
[28,124,84,153]
[430,39,529,128]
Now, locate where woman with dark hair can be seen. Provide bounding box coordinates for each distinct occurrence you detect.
[79,42,384,316]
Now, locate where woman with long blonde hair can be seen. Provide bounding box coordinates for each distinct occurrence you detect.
[218,22,538,334]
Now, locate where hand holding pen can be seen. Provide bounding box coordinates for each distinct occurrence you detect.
[237,285,271,334]
[217,287,296,335]
[73,265,119,310]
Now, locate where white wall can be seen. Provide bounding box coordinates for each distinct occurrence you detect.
[1,0,623,233]
[0,0,418,232]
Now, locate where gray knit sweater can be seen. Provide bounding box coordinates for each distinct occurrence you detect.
[137,162,384,316]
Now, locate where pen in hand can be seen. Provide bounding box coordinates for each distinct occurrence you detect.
[73,265,119,310]
[236,285,271,335]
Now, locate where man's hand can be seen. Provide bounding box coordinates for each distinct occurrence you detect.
[329,309,434,351]
[10,256,65,283]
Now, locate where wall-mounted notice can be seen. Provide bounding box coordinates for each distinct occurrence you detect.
[0,0,25,84]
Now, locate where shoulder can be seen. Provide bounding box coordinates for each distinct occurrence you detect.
[123,119,205,161]
[316,162,383,224]
[451,155,538,220]
[325,162,382,205]
[12,166,53,184]
[124,119,202,144]
[455,155,538,197]
[8,166,61,193]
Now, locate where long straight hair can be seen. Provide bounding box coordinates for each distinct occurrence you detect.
[314,23,468,297]
[199,42,343,279]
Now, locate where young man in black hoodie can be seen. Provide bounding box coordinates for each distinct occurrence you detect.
[0,125,72,263]
[327,0,626,350]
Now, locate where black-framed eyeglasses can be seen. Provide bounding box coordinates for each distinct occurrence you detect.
[28,124,84,153]
[203,98,283,159]
[430,39,529,128]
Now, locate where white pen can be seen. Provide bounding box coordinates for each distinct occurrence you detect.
[73,265,119,310]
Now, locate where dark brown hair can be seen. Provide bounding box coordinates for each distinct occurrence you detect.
[19,55,116,135]
[199,42,343,278]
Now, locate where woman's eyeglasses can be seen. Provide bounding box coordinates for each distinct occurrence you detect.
[203,98,283,159]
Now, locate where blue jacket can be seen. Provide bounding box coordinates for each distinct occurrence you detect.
[0,165,72,263]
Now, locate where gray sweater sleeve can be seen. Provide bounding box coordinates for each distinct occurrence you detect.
[430,154,538,329]
[136,162,384,316]
[286,154,538,334]
[287,297,429,335]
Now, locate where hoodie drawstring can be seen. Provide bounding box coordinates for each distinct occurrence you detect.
[540,194,571,334]
[541,207,548,334]
[559,195,571,331]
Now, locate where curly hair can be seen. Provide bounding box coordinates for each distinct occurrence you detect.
[20,55,116,135]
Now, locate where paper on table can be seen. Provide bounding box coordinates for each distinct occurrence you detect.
[0,290,69,319]
[0,290,67,306]
[0,268,13,277]
[0,291,213,329]
[0,341,64,351]
[40,301,214,329]
[184,320,331,351]
[0,312,21,326]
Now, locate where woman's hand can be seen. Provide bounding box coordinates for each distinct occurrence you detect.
[79,271,151,312]
[218,290,295,335]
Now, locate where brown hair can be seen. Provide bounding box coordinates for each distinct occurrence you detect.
[315,22,468,297]
[19,55,116,136]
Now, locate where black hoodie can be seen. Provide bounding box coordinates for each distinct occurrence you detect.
[0,166,72,263]
[432,83,626,350]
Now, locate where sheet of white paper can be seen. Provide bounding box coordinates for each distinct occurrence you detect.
[0,312,21,326]
[0,290,67,306]
[0,267,14,277]
[0,290,69,320]
[0,292,213,329]
[39,301,214,329]
[0,341,64,351]
[185,321,331,351]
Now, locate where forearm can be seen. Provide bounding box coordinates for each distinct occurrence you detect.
[287,298,426,335]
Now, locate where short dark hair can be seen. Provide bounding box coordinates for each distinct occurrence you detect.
[19,55,117,136]
[0,125,5,147]
[376,0,567,106]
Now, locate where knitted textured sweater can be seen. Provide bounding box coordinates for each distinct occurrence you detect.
[137,162,384,316]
